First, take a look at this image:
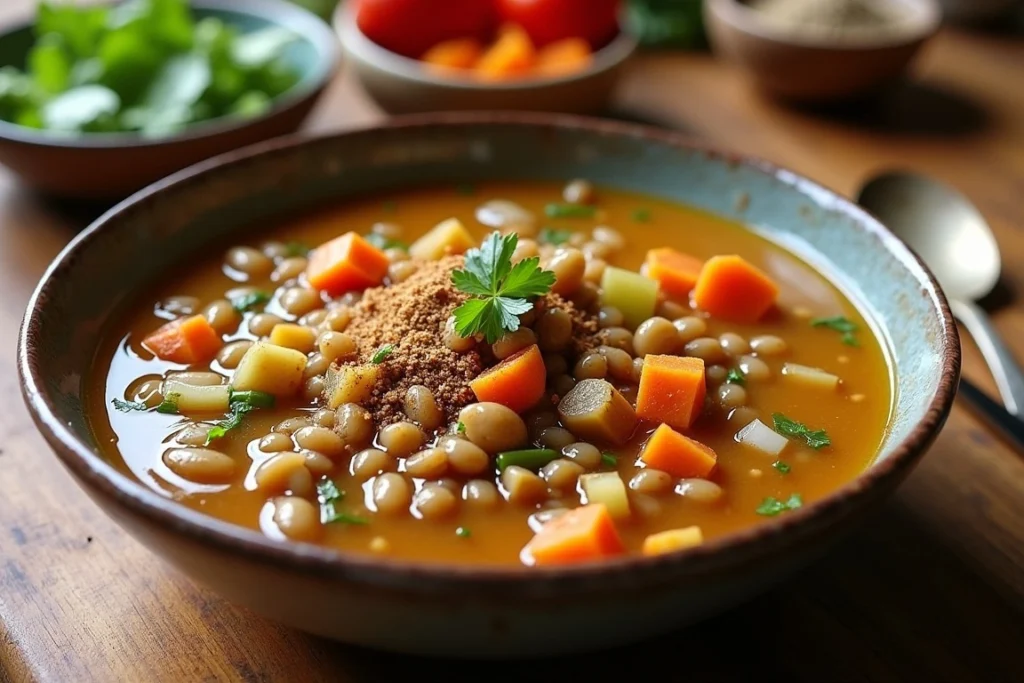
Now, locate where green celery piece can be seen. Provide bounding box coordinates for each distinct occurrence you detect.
[599,266,659,329]
[41,85,120,132]
[28,34,71,94]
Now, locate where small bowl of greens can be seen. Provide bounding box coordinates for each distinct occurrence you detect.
[0,0,340,199]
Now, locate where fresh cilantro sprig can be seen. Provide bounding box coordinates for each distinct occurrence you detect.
[772,413,831,450]
[317,478,369,525]
[725,368,746,386]
[111,397,148,413]
[205,402,254,445]
[450,232,556,344]
[756,493,803,517]
[811,315,859,347]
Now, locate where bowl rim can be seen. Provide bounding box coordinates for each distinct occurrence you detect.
[333,0,637,91]
[0,0,341,150]
[706,0,942,50]
[18,112,960,592]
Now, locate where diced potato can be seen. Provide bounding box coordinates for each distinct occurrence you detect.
[269,323,317,353]
[557,379,637,445]
[735,418,788,456]
[642,526,704,556]
[409,218,475,261]
[781,362,840,390]
[600,266,658,329]
[578,472,630,519]
[232,341,308,397]
[501,465,548,505]
[162,378,230,413]
[324,363,380,409]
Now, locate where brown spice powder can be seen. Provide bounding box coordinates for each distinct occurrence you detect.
[336,256,600,427]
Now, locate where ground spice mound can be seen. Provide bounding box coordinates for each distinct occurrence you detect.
[338,255,601,426]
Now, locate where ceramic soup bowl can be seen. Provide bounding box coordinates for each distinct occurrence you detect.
[19,114,959,658]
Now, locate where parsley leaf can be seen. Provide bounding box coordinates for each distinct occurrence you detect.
[772,413,831,450]
[156,393,180,415]
[284,241,310,257]
[456,421,466,434]
[756,493,802,516]
[231,290,270,313]
[538,227,572,245]
[371,344,394,364]
[205,402,254,445]
[772,461,791,474]
[111,397,147,412]
[726,368,746,386]
[632,208,651,222]
[545,203,596,219]
[450,232,556,343]
[811,316,859,347]
[601,451,618,467]
[455,527,471,538]
[317,478,343,503]
[316,478,368,524]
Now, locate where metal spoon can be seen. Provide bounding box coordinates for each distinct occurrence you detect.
[857,171,1024,415]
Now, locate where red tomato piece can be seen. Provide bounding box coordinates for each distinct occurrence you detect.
[355,0,497,58]
[495,0,620,48]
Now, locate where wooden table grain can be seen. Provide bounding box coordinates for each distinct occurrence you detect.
[3,3,1024,681]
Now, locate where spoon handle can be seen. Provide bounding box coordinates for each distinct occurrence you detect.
[951,298,1024,416]
[958,377,1024,453]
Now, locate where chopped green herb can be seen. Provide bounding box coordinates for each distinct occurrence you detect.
[450,231,556,343]
[772,413,831,450]
[371,344,395,364]
[811,316,859,347]
[456,183,476,195]
[382,200,398,213]
[284,241,310,257]
[455,527,471,538]
[364,233,409,252]
[456,421,466,434]
[156,393,180,415]
[205,402,254,444]
[111,397,148,412]
[317,478,343,503]
[538,227,572,245]
[726,368,746,386]
[631,208,651,222]
[230,290,270,313]
[601,451,618,468]
[772,461,791,475]
[229,389,275,409]
[544,203,596,219]
[321,504,369,525]
[756,493,803,516]
[495,448,559,472]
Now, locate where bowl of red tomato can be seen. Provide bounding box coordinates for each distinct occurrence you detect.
[334,0,636,114]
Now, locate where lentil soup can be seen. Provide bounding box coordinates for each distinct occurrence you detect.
[89,181,891,566]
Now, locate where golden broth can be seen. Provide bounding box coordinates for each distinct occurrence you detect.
[88,182,892,565]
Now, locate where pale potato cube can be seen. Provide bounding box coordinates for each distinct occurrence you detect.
[579,472,630,519]
[409,218,475,261]
[232,341,308,396]
[324,363,380,409]
[781,362,840,390]
[501,465,548,505]
[162,378,230,413]
[642,526,704,556]
[269,323,316,353]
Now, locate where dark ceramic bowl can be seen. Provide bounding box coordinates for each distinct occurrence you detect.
[18,114,959,658]
[333,0,637,115]
[0,0,340,199]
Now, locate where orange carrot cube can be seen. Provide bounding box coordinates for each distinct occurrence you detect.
[639,424,717,478]
[306,232,390,296]
[635,355,706,430]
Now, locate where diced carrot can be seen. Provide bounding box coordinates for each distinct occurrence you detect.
[644,247,704,300]
[475,24,536,81]
[521,504,625,566]
[422,38,484,71]
[535,37,592,77]
[469,344,546,413]
[142,315,222,364]
[635,355,706,430]
[642,526,704,556]
[692,255,779,324]
[306,232,390,296]
[639,424,717,478]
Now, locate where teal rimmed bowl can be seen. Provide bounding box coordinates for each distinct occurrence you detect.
[0,0,340,199]
[19,113,959,658]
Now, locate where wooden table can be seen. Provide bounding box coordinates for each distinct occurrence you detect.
[3,6,1024,681]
